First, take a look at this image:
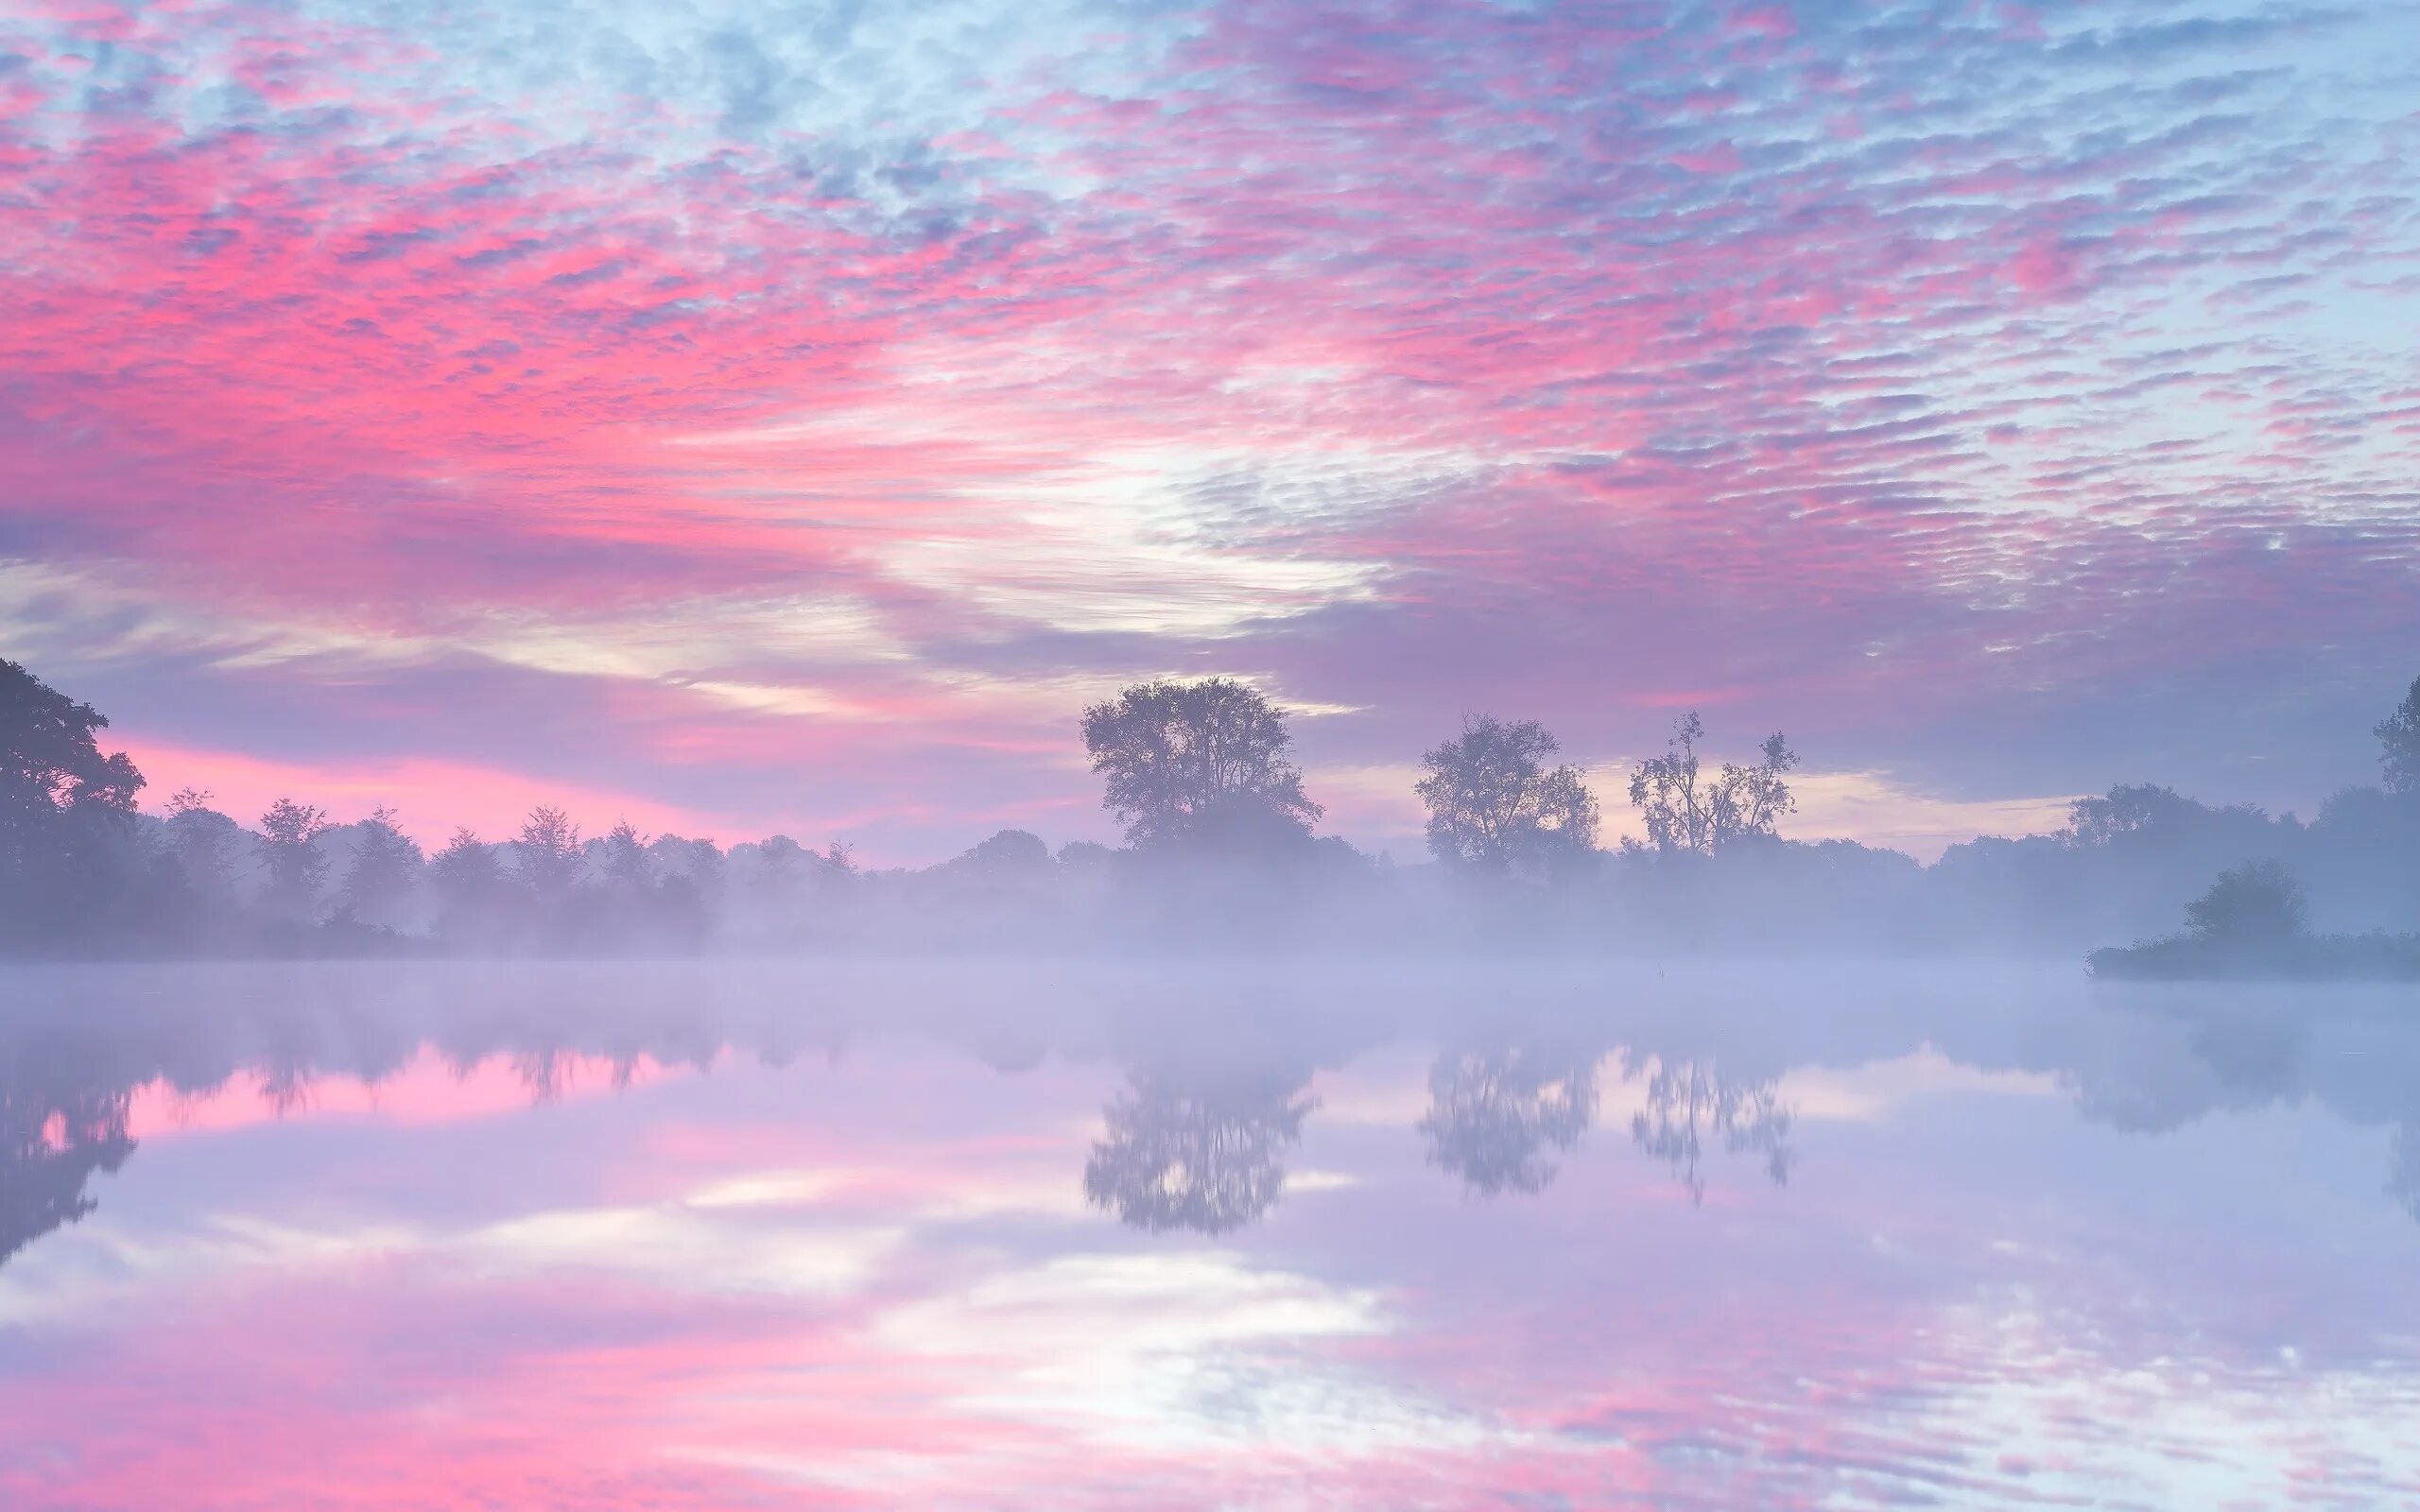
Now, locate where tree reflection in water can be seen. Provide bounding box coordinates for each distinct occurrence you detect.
[2,1037,137,1271]
[1083,1072,1316,1234]
[1628,1056,1796,1205]
[1418,1045,1598,1196]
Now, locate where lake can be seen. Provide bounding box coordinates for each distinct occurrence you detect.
[3,959,2415,1509]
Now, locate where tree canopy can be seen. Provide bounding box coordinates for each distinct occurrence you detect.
[2184,859,2308,945]
[1627,713,1798,855]
[2378,676,2420,796]
[1080,679,1322,850]
[1,660,147,946]
[1416,714,1599,878]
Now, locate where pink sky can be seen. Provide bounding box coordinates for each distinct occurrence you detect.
[5,0,2417,861]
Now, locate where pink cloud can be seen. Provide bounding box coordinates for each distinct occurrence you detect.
[0,0,2413,851]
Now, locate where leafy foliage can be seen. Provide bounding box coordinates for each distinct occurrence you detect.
[1080,679,1321,850]
[1627,713,1798,855]
[2378,676,2420,796]
[1416,715,1599,879]
[257,799,332,922]
[2184,859,2308,944]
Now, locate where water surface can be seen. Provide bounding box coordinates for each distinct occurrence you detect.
[3,960,2415,1509]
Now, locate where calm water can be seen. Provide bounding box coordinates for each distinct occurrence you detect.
[3,960,2416,1510]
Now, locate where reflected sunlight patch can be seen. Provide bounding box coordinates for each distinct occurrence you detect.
[1776,1048,2064,1124]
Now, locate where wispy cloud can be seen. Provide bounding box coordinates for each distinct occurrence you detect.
[5,0,2414,854]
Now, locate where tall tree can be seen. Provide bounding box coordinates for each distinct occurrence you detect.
[1627,713,1798,855]
[2378,675,2420,796]
[256,799,331,923]
[597,820,654,892]
[2183,860,2308,945]
[1080,679,1321,850]
[163,787,241,896]
[649,834,726,904]
[1415,715,1599,878]
[0,661,145,945]
[515,806,584,904]
[429,828,505,936]
[337,806,424,928]
[2062,783,2200,848]
[956,829,1051,875]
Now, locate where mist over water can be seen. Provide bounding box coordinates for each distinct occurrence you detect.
[4,959,2414,1508]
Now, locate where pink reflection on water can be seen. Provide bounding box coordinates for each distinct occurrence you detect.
[5,1047,2418,1510]
[125,1048,699,1140]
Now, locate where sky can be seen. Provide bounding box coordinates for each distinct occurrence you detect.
[4,0,2417,862]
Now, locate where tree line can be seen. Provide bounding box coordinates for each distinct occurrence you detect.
[4,657,2417,957]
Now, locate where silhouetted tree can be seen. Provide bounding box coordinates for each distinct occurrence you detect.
[430,828,506,938]
[337,806,423,928]
[0,660,146,948]
[650,834,726,907]
[598,821,654,890]
[2062,783,2269,850]
[750,833,807,885]
[1627,713,1797,855]
[1082,1071,1315,1233]
[515,805,584,908]
[1418,1044,1598,1194]
[1417,715,1599,880]
[257,798,331,923]
[1080,679,1322,850]
[957,829,1051,875]
[2378,676,2420,797]
[2184,860,2308,946]
[163,786,242,895]
[1629,1057,1796,1204]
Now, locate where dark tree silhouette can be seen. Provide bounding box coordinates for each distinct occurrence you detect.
[1627,713,1797,855]
[164,787,243,895]
[749,833,808,885]
[958,829,1051,874]
[337,805,424,928]
[1415,715,1599,879]
[2377,675,2420,797]
[430,828,507,938]
[2065,784,2209,848]
[599,821,655,890]
[1418,1044,1599,1195]
[649,835,726,905]
[1080,679,1321,850]
[516,805,585,908]
[2185,860,2308,946]
[1082,1071,1316,1233]
[257,798,331,923]
[1,660,146,947]
[1629,1057,1796,1204]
